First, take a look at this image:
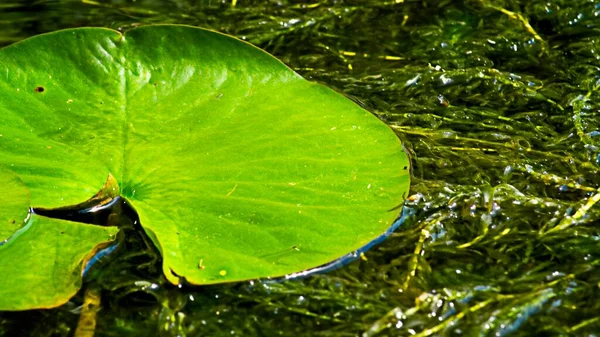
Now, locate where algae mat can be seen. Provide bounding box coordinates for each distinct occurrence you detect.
[0,0,599,336]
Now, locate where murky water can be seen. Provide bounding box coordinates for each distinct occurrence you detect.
[1,1,600,336]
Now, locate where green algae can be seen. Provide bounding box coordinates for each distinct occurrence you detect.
[1,0,599,336]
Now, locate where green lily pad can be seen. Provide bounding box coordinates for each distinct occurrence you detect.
[0,216,117,310]
[0,165,29,242]
[0,166,118,310]
[0,25,409,308]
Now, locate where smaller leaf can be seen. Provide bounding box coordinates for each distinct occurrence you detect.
[0,215,117,310]
[0,165,29,242]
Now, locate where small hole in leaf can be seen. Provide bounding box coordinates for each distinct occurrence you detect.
[403,166,408,170]
[60,231,65,234]
[34,86,45,93]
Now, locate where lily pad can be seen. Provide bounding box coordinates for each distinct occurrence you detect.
[0,25,409,309]
[0,216,117,311]
[0,166,118,310]
[0,165,29,241]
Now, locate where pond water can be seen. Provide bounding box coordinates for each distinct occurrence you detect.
[1,0,599,336]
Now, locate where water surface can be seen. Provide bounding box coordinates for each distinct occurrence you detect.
[1,1,599,336]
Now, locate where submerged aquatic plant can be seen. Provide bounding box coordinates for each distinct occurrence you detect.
[1,0,599,336]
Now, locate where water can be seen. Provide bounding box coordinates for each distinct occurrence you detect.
[1,0,600,336]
